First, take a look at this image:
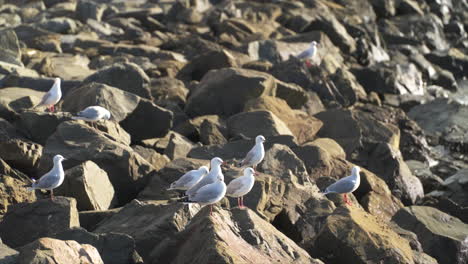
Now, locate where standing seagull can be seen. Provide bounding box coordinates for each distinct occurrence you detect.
[296,41,319,68]
[226,167,256,208]
[186,157,224,197]
[167,166,209,191]
[183,177,226,216]
[72,106,111,128]
[34,78,62,112]
[28,154,66,200]
[323,166,361,205]
[239,135,265,171]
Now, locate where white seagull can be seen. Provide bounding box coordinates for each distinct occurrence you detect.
[186,157,224,197]
[34,78,62,112]
[167,166,209,191]
[184,177,226,216]
[296,41,319,67]
[323,166,361,205]
[72,106,111,128]
[226,167,256,208]
[28,154,66,200]
[239,135,265,171]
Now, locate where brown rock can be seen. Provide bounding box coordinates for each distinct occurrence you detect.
[132,145,170,171]
[227,110,293,139]
[0,197,80,248]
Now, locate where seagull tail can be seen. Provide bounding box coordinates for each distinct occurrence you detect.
[71,116,83,120]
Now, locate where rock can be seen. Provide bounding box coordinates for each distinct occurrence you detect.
[62,82,173,141]
[406,160,444,193]
[55,161,117,211]
[0,159,37,214]
[37,54,94,81]
[36,17,79,34]
[244,96,322,144]
[292,138,346,175]
[13,25,62,53]
[173,115,226,142]
[327,68,368,106]
[149,77,188,107]
[53,227,142,264]
[274,79,308,109]
[0,138,43,176]
[149,208,322,264]
[369,0,396,17]
[226,110,293,139]
[16,237,104,264]
[0,197,79,248]
[259,144,309,183]
[425,49,468,78]
[17,110,72,145]
[75,0,105,22]
[79,208,121,232]
[311,207,414,264]
[437,168,468,206]
[131,145,169,171]
[1,76,79,94]
[393,206,468,264]
[42,121,154,204]
[0,241,18,264]
[94,200,200,262]
[0,88,44,121]
[408,98,468,152]
[199,119,227,145]
[177,49,238,82]
[352,61,424,96]
[82,63,152,99]
[0,29,22,66]
[421,196,468,224]
[185,68,276,117]
[163,132,194,160]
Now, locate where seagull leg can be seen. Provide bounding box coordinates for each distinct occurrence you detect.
[51,189,54,201]
[51,105,55,112]
[305,59,312,68]
[237,197,240,208]
[241,196,244,209]
[344,194,352,206]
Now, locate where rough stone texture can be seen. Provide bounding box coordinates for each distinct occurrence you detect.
[150,207,323,264]
[41,121,154,205]
[17,111,72,145]
[0,241,18,264]
[311,207,415,264]
[56,161,117,211]
[0,88,43,121]
[16,237,104,264]
[0,197,80,248]
[227,110,294,139]
[393,206,468,264]
[94,200,200,262]
[185,68,276,117]
[53,227,142,264]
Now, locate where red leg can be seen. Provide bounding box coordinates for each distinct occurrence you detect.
[241,196,244,208]
[51,105,55,112]
[344,194,352,206]
[305,60,312,68]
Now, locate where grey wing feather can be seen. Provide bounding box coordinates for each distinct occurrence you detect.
[174,171,197,187]
[296,49,312,59]
[325,177,355,194]
[226,178,244,196]
[191,183,222,202]
[241,148,256,167]
[78,107,101,119]
[186,177,211,196]
[36,90,53,107]
[34,174,59,189]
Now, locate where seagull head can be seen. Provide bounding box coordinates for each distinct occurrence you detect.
[199,166,209,175]
[244,167,256,177]
[352,166,360,175]
[104,111,111,120]
[255,135,266,144]
[53,154,66,163]
[211,157,224,167]
[311,41,319,48]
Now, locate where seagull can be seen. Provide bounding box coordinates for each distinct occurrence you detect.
[323,166,361,206]
[239,135,265,171]
[182,177,226,216]
[167,166,209,191]
[226,167,256,208]
[71,106,111,128]
[296,41,319,68]
[33,78,62,112]
[28,154,66,200]
[186,157,224,197]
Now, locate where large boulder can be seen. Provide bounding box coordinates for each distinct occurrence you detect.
[226,110,294,139]
[185,68,276,117]
[244,96,322,144]
[61,82,173,141]
[0,159,37,214]
[149,208,323,264]
[41,121,154,204]
[53,227,142,264]
[393,206,468,264]
[16,237,104,264]
[16,111,72,145]
[94,200,200,262]
[311,207,415,264]
[82,62,152,99]
[0,138,43,176]
[56,161,117,211]
[0,241,18,264]
[0,29,22,66]
[0,88,43,121]
[0,197,80,248]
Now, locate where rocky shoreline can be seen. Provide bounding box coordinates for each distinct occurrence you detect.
[0,0,467,263]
